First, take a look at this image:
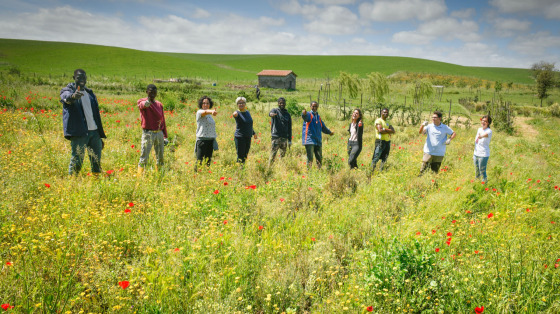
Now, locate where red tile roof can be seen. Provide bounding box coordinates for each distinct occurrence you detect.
[257,70,297,77]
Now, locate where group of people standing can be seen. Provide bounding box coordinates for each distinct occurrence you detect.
[60,69,492,183]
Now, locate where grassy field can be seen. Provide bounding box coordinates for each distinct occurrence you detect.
[0,39,535,84]
[0,71,559,313]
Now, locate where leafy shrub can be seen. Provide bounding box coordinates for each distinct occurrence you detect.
[285,98,305,117]
[549,103,560,117]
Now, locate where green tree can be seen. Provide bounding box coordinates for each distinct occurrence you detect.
[409,79,433,105]
[531,61,557,107]
[494,81,502,93]
[365,72,389,104]
[337,71,360,99]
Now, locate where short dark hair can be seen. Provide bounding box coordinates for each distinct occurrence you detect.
[482,115,492,126]
[278,97,286,104]
[382,108,389,112]
[433,111,443,119]
[73,69,86,76]
[198,95,214,109]
[311,101,318,106]
[147,84,157,91]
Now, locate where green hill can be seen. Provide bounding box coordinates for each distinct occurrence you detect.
[0,38,534,84]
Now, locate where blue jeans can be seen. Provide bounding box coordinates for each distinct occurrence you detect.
[69,131,103,175]
[473,155,489,182]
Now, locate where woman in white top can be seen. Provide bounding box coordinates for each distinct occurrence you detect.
[473,115,492,182]
[196,96,218,167]
[347,109,363,169]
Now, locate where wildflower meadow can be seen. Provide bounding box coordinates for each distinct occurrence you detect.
[1,72,559,313]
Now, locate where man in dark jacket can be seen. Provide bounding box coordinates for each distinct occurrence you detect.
[268,97,292,165]
[60,69,106,175]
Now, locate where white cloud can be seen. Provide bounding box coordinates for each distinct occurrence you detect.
[192,8,211,19]
[451,8,475,19]
[303,5,359,35]
[359,0,447,22]
[509,31,560,57]
[492,17,531,37]
[489,0,560,19]
[311,0,356,5]
[392,17,480,44]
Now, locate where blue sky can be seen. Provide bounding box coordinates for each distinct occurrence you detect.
[1,0,559,68]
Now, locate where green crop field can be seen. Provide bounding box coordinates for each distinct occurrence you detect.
[0,39,534,84]
[0,61,559,313]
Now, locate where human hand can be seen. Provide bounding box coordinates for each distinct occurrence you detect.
[232,111,238,118]
[71,91,84,100]
[444,138,452,145]
[422,121,428,127]
[212,110,218,116]
[101,139,105,150]
[330,132,335,136]
[144,99,151,107]
[302,109,307,115]
[270,112,277,117]
[164,138,169,146]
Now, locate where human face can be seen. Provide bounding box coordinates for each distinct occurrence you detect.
[237,100,246,111]
[432,114,441,126]
[278,100,286,110]
[202,98,210,110]
[481,117,489,129]
[73,71,87,89]
[147,88,157,101]
[352,110,361,121]
[310,102,319,112]
[381,109,389,120]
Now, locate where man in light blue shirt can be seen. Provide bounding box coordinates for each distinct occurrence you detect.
[418,111,456,175]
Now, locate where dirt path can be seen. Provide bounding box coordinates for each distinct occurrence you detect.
[514,116,539,140]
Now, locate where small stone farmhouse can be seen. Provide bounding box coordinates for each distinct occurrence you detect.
[257,70,297,90]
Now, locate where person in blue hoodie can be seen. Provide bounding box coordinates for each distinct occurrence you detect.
[60,69,106,175]
[301,101,334,169]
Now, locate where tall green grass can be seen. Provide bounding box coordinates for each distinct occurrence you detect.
[0,74,559,312]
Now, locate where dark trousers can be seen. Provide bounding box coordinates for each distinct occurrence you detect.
[371,139,391,171]
[235,137,252,163]
[305,144,322,169]
[69,130,102,175]
[196,139,214,166]
[347,141,362,169]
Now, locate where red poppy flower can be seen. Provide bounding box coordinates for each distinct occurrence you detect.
[128,202,134,207]
[447,232,452,236]
[5,261,13,266]
[555,263,559,269]
[43,183,51,188]
[481,181,485,184]
[258,225,264,230]
[131,144,135,148]
[213,190,219,194]
[116,120,121,123]
[219,177,225,180]
[223,182,228,186]
[174,248,180,252]
[475,250,479,254]
[124,209,131,213]
[280,198,285,202]
[366,306,373,312]
[452,220,456,223]
[466,210,472,213]
[106,169,114,175]
[223,220,228,225]
[432,229,436,234]
[475,306,484,314]
[416,232,421,236]
[487,213,494,218]
[435,248,440,252]
[526,208,530,212]
[455,187,461,191]
[1,304,14,310]
[118,281,130,289]
[311,237,316,242]
[245,185,257,189]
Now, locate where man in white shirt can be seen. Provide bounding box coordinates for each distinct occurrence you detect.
[418,111,456,175]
